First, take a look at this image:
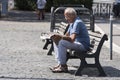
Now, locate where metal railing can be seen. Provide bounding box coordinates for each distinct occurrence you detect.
[92,2,113,16]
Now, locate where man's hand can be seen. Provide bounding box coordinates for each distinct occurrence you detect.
[51,34,62,45]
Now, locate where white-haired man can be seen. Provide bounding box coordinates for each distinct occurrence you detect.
[50,8,90,72]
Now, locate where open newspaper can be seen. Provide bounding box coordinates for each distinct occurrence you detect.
[40,32,71,45]
[40,32,62,45]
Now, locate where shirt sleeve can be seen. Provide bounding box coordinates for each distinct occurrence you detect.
[72,22,81,34]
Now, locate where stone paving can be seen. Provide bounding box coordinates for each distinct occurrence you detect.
[0,10,120,80]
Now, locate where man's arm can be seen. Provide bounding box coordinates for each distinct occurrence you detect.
[63,33,76,42]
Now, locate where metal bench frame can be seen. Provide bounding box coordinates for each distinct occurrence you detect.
[67,34,108,76]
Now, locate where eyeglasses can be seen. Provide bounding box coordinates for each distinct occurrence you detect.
[64,15,71,20]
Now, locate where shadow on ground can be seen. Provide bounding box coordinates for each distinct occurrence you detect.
[68,66,120,77]
[0,66,120,79]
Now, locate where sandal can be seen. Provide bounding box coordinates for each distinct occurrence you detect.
[49,64,60,70]
[51,65,68,73]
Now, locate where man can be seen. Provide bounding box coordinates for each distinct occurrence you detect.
[113,0,120,17]
[36,0,46,20]
[50,8,90,73]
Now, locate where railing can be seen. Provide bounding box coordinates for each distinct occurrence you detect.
[92,2,113,16]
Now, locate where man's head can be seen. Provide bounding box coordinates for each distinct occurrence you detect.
[64,8,77,23]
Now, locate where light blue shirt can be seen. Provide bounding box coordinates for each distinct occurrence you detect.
[67,17,90,50]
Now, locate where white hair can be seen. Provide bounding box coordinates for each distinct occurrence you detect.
[64,7,77,16]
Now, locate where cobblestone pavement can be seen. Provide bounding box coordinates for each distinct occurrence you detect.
[0,10,120,80]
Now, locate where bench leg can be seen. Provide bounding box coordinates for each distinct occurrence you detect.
[47,42,53,55]
[75,58,106,76]
[43,39,52,49]
[75,59,87,76]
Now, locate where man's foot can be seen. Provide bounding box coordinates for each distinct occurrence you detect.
[51,64,68,73]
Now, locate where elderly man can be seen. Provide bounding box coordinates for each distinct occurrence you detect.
[50,7,90,73]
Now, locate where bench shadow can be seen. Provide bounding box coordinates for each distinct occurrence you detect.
[68,66,120,77]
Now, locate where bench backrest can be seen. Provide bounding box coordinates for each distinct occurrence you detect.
[92,34,108,56]
[54,22,69,35]
[50,6,94,32]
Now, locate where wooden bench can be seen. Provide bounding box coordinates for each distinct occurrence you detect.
[40,7,108,76]
[41,6,94,55]
[66,33,108,76]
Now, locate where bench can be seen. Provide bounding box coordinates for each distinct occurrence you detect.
[41,6,94,55]
[66,33,108,76]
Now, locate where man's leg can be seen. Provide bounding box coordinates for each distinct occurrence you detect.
[57,40,86,65]
[113,5,118,17]
[116,4,119,17]
[37,9,40,20]
[51,40,86,72]
[40,9,43,20]
[53,42,59,61]
[41,9,45,20]
[118,3,120,17]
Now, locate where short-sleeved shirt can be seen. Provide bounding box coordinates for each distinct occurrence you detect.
[67,17,90,50]
[37,0,46,9]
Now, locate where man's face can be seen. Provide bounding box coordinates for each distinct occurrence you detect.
[64,13,74,23]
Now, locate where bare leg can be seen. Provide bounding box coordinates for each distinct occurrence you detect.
[37,10,40,20]
[42,9,45,20]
